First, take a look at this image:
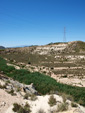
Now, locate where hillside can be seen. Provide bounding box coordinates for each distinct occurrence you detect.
[63,41,85,53]
[0,46,5,49]
[0,41,85,87]
[0,41,85,113]
[0,57,85,113]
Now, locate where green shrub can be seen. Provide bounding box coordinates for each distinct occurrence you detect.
[13,103,21,112]
[16,87,21,92]
[0,84,6,89]
[48,95,57,107]
[57,102,68,112]
[66,95,74,101]
[6,80,10,83]
[37,109,45,113]
[30,94,37,101]
[62,93,74,102]
[0,65,15,74]
[62,94,67,103]
[24,102,31,113]
[17,107,25,113]
[71,102,78,107]
[13,102,31,113]
[8,89,16,96]
[78,99,84,106]
[24,93,29,99]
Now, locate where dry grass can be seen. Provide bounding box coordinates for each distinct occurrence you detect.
[48,95,57,107]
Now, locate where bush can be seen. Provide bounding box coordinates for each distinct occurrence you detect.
[24,93,29,99]
[71,102,78,107]
[17,107,25,113]
[62,93,74,102]
[24,102,31,113]
[48,95,57,107]
[0,84,6,89]
[16,87,21,92]
[8,89,16,96]
[57,102,68,112]
[62,94,67,103]
[13,103,21,112]
[78,99,84,106]
[13,102,31,113]
[0,65,15,74]
[37,109,45,113]
[66,95,74,101]
[30,94,37,101]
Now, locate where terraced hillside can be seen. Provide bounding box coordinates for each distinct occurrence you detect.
[0,41,85,87]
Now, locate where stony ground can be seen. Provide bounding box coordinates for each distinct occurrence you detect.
[0,89,23,113]
[0,88,85,113]
[0,75,85,113]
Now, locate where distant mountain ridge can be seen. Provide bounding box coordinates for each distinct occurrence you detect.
[0,46,5,49]
[6,45,31,48]
[0,41,85,54]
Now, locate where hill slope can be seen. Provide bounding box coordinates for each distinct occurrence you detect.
[63,41,85,53]
[0,46,5,49]
[0,41,85,87]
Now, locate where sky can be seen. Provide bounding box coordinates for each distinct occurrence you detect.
[0,0,85,47]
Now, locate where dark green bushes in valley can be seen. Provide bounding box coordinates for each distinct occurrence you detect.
[0,57,85,106]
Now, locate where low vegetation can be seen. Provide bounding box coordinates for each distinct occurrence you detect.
[63,41,85,53]
[24,93,29,99]
[0,84,6,89]
[37,109,45,113]
[13,102,31,113]
[0,57,85,106]
[48,95,56,106]
[7,89,16,96]
[71,102,78,107]
[30,94,37,101]
[57,102,68,112]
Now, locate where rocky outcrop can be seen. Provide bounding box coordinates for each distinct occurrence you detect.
[0,75,37,96]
